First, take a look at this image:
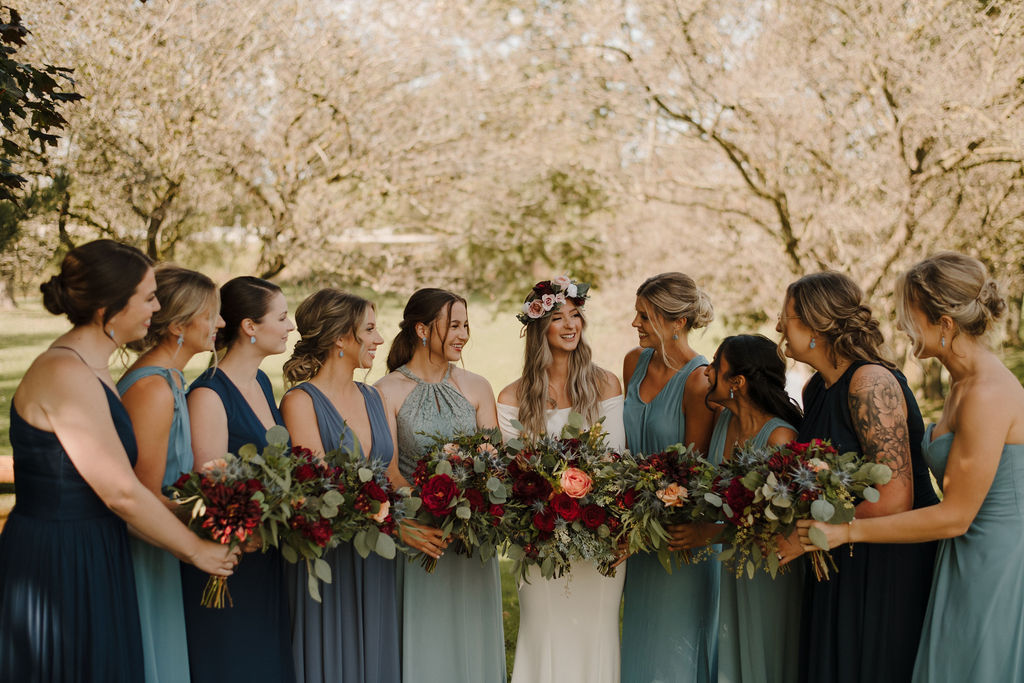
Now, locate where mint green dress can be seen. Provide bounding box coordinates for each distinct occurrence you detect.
[117,367,192,683]
[912,426,1024,682]
[621,351,719,683]
[711,410,803,683]
[393,365,506,683]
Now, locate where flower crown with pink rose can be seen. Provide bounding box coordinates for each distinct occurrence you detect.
[516,275,591,325]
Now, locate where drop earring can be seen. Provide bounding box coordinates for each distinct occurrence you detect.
[338,349,344,358]
[421,337,427,347]
[250,335,256,344]
[672,333,679,340]
[729,388,734,399]
[809,337,816,349]
[177,333,184,348]
[940,336,945,348]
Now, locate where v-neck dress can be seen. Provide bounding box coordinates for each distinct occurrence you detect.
[181,368,296,683]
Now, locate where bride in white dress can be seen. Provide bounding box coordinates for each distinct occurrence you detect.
[497,277,627,683]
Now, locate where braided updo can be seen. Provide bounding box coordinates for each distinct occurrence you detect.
[283,288,374,385]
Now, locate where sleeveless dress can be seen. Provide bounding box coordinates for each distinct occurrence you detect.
[0,380,145,682]
[621,351,720,683]
[797,361,938,683]
[497,396,627,683]
[181,368,296,683]
[286,382,401,683]
[392,364,506,683]
[911,426,1024,682]
[117,367,193,683]
[711,410,803,683]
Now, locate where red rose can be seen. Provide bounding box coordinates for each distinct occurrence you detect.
[551,492,581,521]
[464,488,486,512]
[580,504,607,529]
[361,480,388,503]
[245,478,264,492]
[722,478,755,525]
[617,489,637,508]
[173,473,191,489]
[421,474,457,517]
[295,463,318,483]
[309,519,332,547]
[533,507,556,533]
[412,459,431,487]
[291,445,316,461]
[513,471,553,503]
[489,504,505,524]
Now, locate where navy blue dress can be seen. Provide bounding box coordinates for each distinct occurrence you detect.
[181,368,295,683]
[797,361,938,683]
[0,382,145,682]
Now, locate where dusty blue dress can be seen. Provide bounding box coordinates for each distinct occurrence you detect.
[0,378,145,682]
[393,365,506,683]
[117,367,193,683]
[711,410,803,683]
[287,382,400,683]
[621,350,719,683]
[181,368,295,683]
[912,426,1024,682]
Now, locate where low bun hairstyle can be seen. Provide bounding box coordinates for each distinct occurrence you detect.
[386,288,467,373]
[896,252,1006,348]
[126,264,218,353]
[636,272,714,331]
[217,276,282,351]
[40,239,153,327]
[284,288,374,385]
[785,271,894,370]
[710,335,802,428]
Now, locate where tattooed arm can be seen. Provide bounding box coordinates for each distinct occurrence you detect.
[846,364,914,517]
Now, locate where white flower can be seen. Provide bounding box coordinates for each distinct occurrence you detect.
[566,283,578,298]
[552,275,572,291]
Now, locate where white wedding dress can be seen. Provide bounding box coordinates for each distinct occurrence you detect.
[497,396,627,683]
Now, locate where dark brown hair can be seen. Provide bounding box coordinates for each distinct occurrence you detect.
[217,276,282,350]
[386,288,467,372]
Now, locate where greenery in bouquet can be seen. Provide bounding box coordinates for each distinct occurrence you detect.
[404,427,511,572]
[501,413,621,583]
[701,438,892,580]
[604,443,717,573]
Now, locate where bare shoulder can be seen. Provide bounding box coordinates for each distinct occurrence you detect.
[497,378,522,407]
[120,373,174,409]
[279,386,314,413]
[849,363,902,392]
[451,365,495,399]
[767,425,798,447]
[596,365,622,400]
[955,360,1024,440]
[374,371,416,410]
[622,347,644,383]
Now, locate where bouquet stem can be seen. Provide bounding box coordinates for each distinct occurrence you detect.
[808,550,837,581]
[201,576,234,608]
[418,554,438,573]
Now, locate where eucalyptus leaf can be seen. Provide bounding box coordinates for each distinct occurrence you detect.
[810,498,835,522]
[322,490,344,507]
[473,458,486,474]
[265,425,290,446]
[375,533,397,559]
[357,467,373,483]
[456,505,472,520]
[307,571,323,603]
[314,558,333,583]
[435,460,453,476]
[862,486,880,503]
[808,525,830,550]
[704,492,723,506]
[238,443,258,458]
[280,543,298,564]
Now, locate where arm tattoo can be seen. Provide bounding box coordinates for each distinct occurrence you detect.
[847,372,912,483]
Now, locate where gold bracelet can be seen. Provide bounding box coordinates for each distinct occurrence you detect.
[847,520,854,557]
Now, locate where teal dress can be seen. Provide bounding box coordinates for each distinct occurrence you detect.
[393,365,506,683]
[621,351,719,683]
[912,426,1024,682]
[117,367,193,683]
[711,410,802,683]
[286,382,400,683]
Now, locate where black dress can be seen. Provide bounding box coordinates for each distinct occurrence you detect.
[180,368,295,683]
[798,361,939,683]
[0,383,145,683]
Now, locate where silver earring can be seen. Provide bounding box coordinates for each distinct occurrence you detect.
[177,333,184,348]
[421,337,427,347]
[338,349,344,358]
[729,388,734,399]
[809,338,816,349]
[940,336,945,348]
[672,333,679,340]
[250,335,256,344]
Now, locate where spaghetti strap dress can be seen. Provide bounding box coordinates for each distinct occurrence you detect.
[181,368,295,683]
[287,381,400,683]
[711,410,803,683]
[117,367,193,683]
[797,361,938,683]
[620,350,720,683]
[393,364,506,683]
[911,426,1024,682]
[0,379,145,682]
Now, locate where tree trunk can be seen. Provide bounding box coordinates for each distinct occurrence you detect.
[1004,293,1022,347]
[0,276,17,311]
[920,359,945,401]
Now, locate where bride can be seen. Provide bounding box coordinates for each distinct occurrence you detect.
[497,276,627,683]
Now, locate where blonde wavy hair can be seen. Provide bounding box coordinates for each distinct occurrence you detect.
[126,263,218,354]
[284,288,374,385]
[636,272,714,370]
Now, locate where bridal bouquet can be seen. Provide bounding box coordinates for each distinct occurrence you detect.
[501,414,621,582]
[604,443,717,573]
[405,427,511,572]
[700,439,892,580]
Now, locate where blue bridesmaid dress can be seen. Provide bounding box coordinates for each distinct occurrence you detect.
[0,377,145,682]
[117,367,193,683]
[287,382,401,683]
[912,426,1024,682]
[181,368,295,683]
[620,350,719,683]
[711,410,802,683]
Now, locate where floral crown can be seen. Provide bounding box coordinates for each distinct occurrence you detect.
[516,275,591,325]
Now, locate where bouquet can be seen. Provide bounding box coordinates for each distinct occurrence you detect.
[605,443,717,573]
[501,414,621,583]
[700,439,892,580]
[405,427,510,572]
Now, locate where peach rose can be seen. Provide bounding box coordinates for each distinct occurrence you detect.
[477,443,499,458]
[806,458,829,473]
[560,467,593,498]
[442,442,460,457]
[656,483,688,507]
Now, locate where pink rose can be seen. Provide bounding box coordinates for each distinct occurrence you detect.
[442,442,460,457]
[370,499,391,523]
[524,299,546,319]
[552,275,572,291]
[560,467,593,499]
[541,293,556,310]
[477,443,499,458]
[554,292,566,306]
[806,458,829,472]
[656,483,688,507]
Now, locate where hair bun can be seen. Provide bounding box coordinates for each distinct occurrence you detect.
[979,279,1006,320]
[40,275,67,315]
[691,288,715,329]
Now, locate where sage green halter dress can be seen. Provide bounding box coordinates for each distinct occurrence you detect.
[394,365,506,683]
[712,410,802,683]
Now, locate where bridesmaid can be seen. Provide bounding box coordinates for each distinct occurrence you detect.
[619,272,719,683]
[279,288,401,683]
[776,271,938,683]
[375,288,506,683]
[184,276,297,683]
[496,276,625,683]
[798,253,1024,682]
[702,335,803,683]
[119,264,223,683]
[0,240,236,682]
